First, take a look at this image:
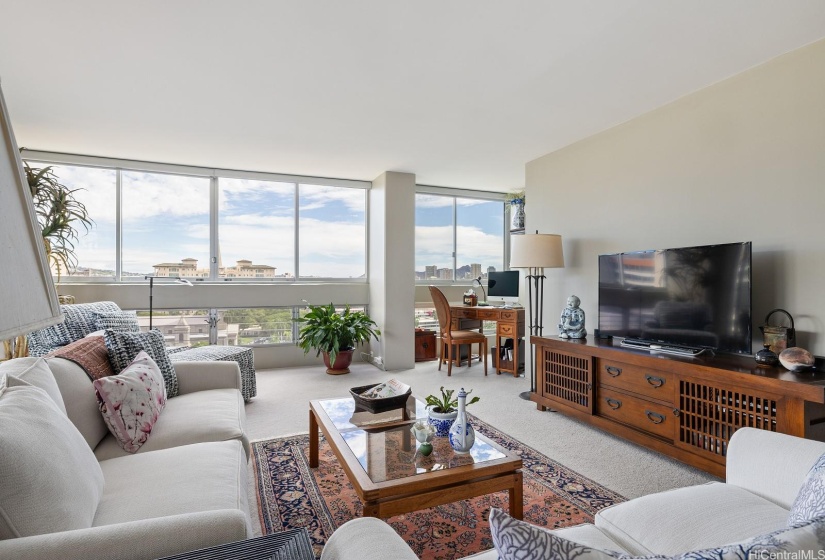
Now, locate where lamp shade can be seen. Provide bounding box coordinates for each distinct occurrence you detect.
[0,81,62,340]
[510,234,565,269]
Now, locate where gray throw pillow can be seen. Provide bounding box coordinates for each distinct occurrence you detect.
[94,311,140,333]
[103,329,178,397]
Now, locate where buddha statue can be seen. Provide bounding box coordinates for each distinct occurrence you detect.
[559,295,587,339]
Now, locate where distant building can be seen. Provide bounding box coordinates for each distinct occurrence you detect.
[470,263,482,280]
[425,265,437,279]
[437,267,453,280]
[153,259,276,279]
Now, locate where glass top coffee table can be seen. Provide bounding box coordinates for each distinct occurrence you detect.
[309,394,523,519]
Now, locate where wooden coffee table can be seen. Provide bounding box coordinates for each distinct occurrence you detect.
[309,395,523,519]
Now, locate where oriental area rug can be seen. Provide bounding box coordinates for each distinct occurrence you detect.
[251,416,624,560]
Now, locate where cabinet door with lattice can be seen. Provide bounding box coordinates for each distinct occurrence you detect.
[676,377,782,464]
[537,346,593,413]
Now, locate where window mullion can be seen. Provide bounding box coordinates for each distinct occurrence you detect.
[115,168,122,281]
[210,176,219,280]
[452,197,457,281]
[294,183,300,280]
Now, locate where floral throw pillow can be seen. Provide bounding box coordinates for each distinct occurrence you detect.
[788,452,825,526]
[93,351,167,453]
[489,508,825,560]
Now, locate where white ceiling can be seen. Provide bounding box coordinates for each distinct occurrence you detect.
[1,1,824,191]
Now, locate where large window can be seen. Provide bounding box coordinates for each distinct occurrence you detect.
[415,192,505,282]
[28,162,117,280]
[25,154,368,282]
[219,179,295,279]
[123,172,211,278]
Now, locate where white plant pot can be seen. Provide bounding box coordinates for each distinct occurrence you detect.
[427,408,458,437]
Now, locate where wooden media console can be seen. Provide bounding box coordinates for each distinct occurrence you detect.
[530,336,825,477]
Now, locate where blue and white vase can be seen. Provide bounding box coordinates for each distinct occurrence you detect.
[448,388,476,453]
[511,201,525,229]
[428,408,457,437]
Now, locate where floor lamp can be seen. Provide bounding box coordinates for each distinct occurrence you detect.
[509,233,565,401]
[144,276,193,331]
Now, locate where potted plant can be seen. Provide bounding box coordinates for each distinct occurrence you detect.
[24,161,93,284]
[425,386,480,437]
[294,303,381,375]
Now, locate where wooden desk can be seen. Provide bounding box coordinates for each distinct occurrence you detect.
[449,305,525,377]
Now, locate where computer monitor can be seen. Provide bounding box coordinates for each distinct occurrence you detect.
[487,271,520,305]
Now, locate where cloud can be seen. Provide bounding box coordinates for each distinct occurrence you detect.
[122,171,210,220]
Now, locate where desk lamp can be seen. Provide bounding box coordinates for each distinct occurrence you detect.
[473,276,487,304]
[144,276,193,331]
[509,232,565,400]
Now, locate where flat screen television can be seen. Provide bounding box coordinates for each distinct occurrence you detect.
[487,271,520,304]
[598,241,752,355]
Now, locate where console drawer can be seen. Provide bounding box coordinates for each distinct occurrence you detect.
[596,387,677,441]
[596,359,675,404]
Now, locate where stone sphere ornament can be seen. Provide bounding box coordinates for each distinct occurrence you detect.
[558,295,587,339]
[779,347,815,372]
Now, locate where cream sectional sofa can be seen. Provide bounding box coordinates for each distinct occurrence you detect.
[0,356,253,560]
[321,428,825,559]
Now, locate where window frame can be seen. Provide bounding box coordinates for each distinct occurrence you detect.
[414,185,509,286]
[22,150,370,284]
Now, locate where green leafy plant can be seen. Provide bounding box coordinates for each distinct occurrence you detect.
[424,386,480,413]
[24,161,93,280]
[504,189,525,208]
[294,303,381,365]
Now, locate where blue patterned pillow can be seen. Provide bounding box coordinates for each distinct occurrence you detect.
[488,508,825,560]
[788,453,825,526]
[93,311,140,333]
[103,329,178,398]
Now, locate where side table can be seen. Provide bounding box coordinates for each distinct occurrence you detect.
[156,528,314,560]
[414,329,437,362]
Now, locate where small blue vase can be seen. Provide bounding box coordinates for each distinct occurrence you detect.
[448,388,475,453]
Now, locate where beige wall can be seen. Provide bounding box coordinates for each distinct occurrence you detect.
[526,38,825,355]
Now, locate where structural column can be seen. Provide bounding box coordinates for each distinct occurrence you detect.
[368,171,416,370]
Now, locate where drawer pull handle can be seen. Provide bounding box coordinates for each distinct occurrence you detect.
[606,398,622,410]
[646,411,666,424]
[645,375,665,388]
[606,366,622,377]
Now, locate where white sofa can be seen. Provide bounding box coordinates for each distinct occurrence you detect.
[0,356,253,560]
[320,428,825,559]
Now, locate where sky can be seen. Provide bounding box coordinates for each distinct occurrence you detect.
[34,163,503,280]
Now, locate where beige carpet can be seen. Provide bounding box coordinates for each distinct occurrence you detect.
[244,359,716,504]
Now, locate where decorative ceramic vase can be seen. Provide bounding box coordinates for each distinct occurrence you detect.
[511,202,525,229]
[779,347,815,372]
[754,344,779,366]
[411,420,435,456]
[427,408,457,437]
[448,388,475,453]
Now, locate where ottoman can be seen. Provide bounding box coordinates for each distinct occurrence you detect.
[168,346,257,401]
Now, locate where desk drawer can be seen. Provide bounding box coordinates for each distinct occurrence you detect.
[475,310,497,320]
[452,308,472,319]
[596,359,675,404]
[596,387,676,441]
[500,310,518,321]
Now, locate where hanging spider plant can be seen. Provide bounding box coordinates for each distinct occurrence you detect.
[23,161,93,281]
